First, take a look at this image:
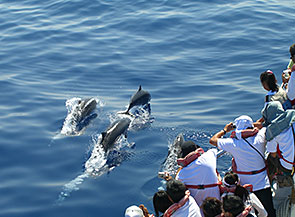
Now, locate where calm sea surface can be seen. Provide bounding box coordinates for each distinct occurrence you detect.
[0,0,294,216]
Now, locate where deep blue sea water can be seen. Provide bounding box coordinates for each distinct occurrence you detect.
[0,0,294,216]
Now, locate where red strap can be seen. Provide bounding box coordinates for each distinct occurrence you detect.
[235,166,267,175]
[186,181,222,190]
[276,144,295,165]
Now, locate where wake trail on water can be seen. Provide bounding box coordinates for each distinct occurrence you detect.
[56,134,108,204]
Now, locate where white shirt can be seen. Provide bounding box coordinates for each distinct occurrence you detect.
[217,128,270,191]
[176,149,220,207]
[171,196,202,217]
[267,124,295,170]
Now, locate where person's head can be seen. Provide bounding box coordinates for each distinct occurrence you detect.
[223,195,245,217]
[261,101,285,126]
[166,179,187,203]
[260,70,278,92]
[290,44,295,63]
[234,115,254,131]
[224,172,249,202]
[224,171,239,187]
[201,197,223,217]
[179,141,200,158]
[153,190,173,217]
[125,205,144,217]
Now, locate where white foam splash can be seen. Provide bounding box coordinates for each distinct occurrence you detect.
[57,172,90,203]
[85,134,108,176]
[59,97,103,137]
[161,137,181,176]
[115,105,153,131]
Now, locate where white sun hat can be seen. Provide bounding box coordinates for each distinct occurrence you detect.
[234,115,254,140]
[125,205,144,217]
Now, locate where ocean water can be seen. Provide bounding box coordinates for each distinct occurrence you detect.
[0,0,294,216]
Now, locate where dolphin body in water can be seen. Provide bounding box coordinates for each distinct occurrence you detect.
[76,98,97,122]
[74,98,98,131]
[100,118,131,152]
[121,85,151,115]
[158,133,186,177]
[59,97,98,136]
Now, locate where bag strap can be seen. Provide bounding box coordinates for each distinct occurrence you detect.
[242,138,266,163]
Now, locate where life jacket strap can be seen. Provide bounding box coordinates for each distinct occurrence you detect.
[235,166,267,175]
[186,181,222,190]
[276,145,295,165]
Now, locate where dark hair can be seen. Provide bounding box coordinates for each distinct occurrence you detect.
[224,172,249,202]
[153,190,173,217]
[201,197,223,217]
[166,179,186,203]
[260,70,278,92]
[179,141,200,158]
[223,195,245,217]
[290,44,295,57]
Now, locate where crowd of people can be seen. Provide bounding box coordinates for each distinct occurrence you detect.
[124,44,295,217]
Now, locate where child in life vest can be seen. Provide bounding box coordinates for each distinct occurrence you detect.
[220,172,267,217]
[260,70,288,107]
[175,139,221,207]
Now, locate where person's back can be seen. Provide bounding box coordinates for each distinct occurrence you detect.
[175,148,220,206]
[209,115,276,216]
[217,127,269,191]
[262,101,295,173]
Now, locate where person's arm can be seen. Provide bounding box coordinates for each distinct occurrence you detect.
[209,122,235,147]
[249,193,268,217]
[253,117,264,129]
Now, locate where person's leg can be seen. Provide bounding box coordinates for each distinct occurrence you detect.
[254,187,276,217]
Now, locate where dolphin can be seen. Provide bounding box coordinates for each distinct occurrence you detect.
[160,133,185,176]
[121,85,151,115]
[59,97,98,136]
[77,98,97,123]
[100,118,131,152]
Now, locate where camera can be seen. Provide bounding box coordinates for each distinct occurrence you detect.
[158,172,169,179]
[283,69,290,79]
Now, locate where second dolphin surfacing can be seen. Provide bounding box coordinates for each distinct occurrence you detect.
[100,118,131,152]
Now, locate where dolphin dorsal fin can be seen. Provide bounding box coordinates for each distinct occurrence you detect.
[138,85,142,91]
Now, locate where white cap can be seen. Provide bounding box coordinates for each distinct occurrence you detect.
[125,205,144,217]
[234,115,254,140]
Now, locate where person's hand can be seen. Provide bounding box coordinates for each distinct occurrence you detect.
[253,117,264,129]
[282,69,291,84]
[224,122,234,133]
